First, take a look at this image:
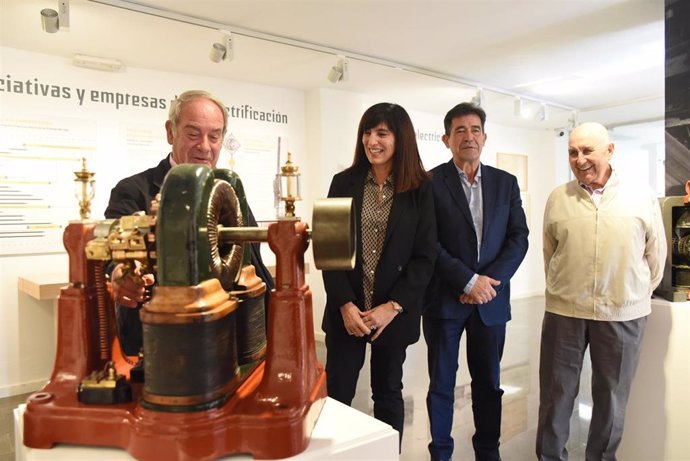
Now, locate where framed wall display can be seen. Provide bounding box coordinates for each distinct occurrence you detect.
[497,153,528,191]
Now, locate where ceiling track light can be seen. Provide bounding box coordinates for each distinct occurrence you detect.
[538,103,549,122]
[40,0,70,33]
[515,98,558,121]
[514,97,527,118]
[327,56,348,84]
[209,30,233,63]
[471,88,484,107]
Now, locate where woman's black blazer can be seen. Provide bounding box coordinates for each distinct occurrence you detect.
[321,166,437,347]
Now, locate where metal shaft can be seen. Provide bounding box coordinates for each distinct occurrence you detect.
[217,226,269,243]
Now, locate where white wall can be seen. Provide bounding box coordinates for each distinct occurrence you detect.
[609,120,666,197]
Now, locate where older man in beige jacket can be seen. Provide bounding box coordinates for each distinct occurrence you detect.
[536,122,666,461]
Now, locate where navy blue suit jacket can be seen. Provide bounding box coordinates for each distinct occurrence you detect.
[424,160,529,326]
[322,166,437,347]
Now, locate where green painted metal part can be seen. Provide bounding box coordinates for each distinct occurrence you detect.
[156,165,252,287]
[156,164,215,286]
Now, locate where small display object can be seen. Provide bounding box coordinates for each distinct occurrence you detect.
[655,180,690,301]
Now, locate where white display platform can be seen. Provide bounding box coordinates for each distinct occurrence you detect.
[14,397,399,461]
[618,298,690,460]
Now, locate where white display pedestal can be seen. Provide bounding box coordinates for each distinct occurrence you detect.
[618,298,690,460]
[14,397,399,460]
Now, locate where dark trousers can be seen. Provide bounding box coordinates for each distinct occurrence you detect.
[424,309,506,461]
[536,312,647,461]
[325,333,407,446]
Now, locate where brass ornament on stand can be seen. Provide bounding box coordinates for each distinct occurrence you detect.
[73,157,95,220]
[279,152,301,218]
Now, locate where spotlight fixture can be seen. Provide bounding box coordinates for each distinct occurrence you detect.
[40,0,69,33]
[327,57,348,83]
[209,30,233,63]
[73,54,125,72]
[537,103,549,122]
[471,88,484,107]
[514,97,527,118]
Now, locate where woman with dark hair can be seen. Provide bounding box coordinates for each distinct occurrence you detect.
[321,102,437,448]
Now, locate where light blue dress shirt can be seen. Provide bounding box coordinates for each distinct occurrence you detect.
[455,163,483,295]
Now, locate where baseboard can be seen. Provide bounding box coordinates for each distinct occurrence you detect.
[0,379,46,399]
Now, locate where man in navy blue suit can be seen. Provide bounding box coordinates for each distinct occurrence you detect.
[423,102,529,461]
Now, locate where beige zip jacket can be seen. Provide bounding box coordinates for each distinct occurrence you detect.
[543,171,666,321]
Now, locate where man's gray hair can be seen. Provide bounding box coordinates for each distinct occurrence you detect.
[168,90,228,135]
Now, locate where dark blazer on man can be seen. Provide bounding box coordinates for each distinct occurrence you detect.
[105,157,170,218]
[424,160,529,325]
[322,165,437,347]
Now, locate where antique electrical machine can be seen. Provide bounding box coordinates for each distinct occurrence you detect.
[22,164,355,460]
[655,180,690,302]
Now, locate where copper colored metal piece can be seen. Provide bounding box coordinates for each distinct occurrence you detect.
[207,179,244,290]
[92,262,111,361]
[142,279,235,318]
[230,265,267,365]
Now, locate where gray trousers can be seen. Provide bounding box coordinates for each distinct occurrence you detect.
[535,312,647,461]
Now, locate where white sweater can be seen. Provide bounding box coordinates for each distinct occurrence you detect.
[543,171,666,321]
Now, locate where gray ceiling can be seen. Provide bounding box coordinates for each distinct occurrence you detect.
[1,0,665,130]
